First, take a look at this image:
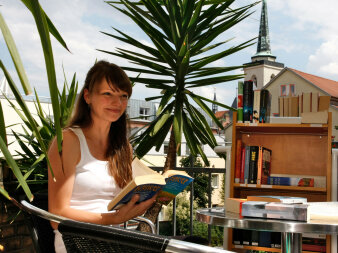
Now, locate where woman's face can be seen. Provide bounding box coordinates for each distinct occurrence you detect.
[84,78,129,124]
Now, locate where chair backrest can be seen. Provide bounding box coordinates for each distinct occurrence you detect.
[19,200,234,253]
[24,192,56,253]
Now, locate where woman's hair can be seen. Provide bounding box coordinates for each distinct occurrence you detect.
[67,60,133,188]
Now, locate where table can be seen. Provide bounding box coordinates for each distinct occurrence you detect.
[196,207,338,253]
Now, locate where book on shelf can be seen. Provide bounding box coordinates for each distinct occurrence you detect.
[243,80,253,123]
[243,146,250,184]
[259,89,271,123]
[269,116,301,124]
[258,146,271,185]
[248,146,259,184]
[107,158,193,210]
[246,195,307,204]
[267,176,314,187]
[318,95,330,111]
[258,231,271,247]
[234,139,242,183]
[240,146,246,183]
[237,81,244,122]
[225,198,247,214]
[312,92,319,112]
[302,237,326,252]
[307,201,338,222]
[302,92,311,113]
[271,232,281,248]
[253,89,260,124]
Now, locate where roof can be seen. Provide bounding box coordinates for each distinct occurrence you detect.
[265,67,338,98]
[215,110,228,119]
[290,68,338,98]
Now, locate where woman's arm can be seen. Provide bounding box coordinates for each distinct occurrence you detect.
[48,130,155,229]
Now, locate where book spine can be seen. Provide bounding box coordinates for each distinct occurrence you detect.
[248,146,258,184]
[240,146,246,183]
[259,90,270,123]
[243,80,253,122]
[235,139,242,183]
[253,90,260,124]
[237,81,243,122]
[268,176,291,186]
[244,146,250,184]
[256,146,263,185]
[261,148,272,185]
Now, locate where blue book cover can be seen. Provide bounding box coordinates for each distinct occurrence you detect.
[107,168,194,210]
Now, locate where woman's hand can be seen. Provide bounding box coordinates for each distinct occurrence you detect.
[111,194,157,224]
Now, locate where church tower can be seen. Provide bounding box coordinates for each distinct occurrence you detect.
[243,0,284,89]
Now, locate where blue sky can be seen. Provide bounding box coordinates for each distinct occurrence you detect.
[1,0,338,108]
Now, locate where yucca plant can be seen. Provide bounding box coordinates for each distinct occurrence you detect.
[0,0,70,201]
[101,0,258,229]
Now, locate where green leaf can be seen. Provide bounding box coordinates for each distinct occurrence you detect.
[0,135,33,201]
[0,12,32,95]
[20,0,70,51]
[28,0,62,157]
[0,100,7,146]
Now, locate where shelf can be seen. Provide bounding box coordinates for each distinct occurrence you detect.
[235,122,328,135]
[233,183,327,193]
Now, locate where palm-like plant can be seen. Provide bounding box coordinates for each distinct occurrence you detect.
[101,0,258,229]
[0,0,70,201]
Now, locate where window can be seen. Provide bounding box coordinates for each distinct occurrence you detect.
[281,85,287,96]
[211,174,219,188]
[185,145,190,155]
[280,84,295,96]
[251,75,257,89]
[289,84,295,96]
[270,74,275,80]
[163,142,169,154]
[139,107,150,120]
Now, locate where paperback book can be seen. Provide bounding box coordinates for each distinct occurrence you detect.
[246,195,307,204]
[107,158,194,210]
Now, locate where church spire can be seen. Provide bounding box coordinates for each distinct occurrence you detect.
[251,0,276,61]
[212,88,218,113]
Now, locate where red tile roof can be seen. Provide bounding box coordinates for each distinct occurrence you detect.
[290,68,338,98]
[215,110,228,118]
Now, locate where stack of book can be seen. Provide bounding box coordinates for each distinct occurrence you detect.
[234,140,272,185]
[237,80,271,123]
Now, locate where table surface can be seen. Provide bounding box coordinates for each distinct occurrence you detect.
[196,207,338,235]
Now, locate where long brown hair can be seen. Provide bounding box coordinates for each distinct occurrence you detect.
[68,60,133,188]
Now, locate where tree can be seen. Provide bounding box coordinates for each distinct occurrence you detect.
[180,155,211,207]
[101,0,258,230]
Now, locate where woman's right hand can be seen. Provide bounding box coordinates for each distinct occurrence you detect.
[110,194,157,224]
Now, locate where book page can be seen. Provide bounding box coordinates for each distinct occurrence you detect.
[132,157,160,178]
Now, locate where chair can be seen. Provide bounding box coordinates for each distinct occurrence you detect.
[17,199,234,253]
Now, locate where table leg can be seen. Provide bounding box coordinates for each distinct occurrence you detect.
[281,232,302,253]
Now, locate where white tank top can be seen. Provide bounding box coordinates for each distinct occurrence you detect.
[54,127,122,253]
[69,127,122,212]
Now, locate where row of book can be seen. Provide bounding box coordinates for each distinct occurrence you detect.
[237,80,271,123]
[279,92,330,117]
[234,141,272,185]
[233,229,326,252]
[233,229,281,248]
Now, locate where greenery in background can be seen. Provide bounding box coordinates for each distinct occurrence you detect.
[0,0,71,200]
[164,193,224,247]
[179,155,211,207]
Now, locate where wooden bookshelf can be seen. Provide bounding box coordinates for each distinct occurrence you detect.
[228,111,332,253]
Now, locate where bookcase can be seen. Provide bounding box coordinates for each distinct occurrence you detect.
[228,111,332,253]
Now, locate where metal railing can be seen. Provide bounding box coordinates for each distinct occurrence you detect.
[150,165,226,243]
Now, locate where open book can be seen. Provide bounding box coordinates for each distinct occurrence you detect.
[107,158,194,211]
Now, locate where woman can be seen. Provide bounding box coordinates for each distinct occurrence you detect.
[48,60,156,252]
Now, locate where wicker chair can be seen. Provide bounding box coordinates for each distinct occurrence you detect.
[17,199,234,253]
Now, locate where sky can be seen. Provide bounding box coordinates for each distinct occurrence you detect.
[1,0,338,108]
